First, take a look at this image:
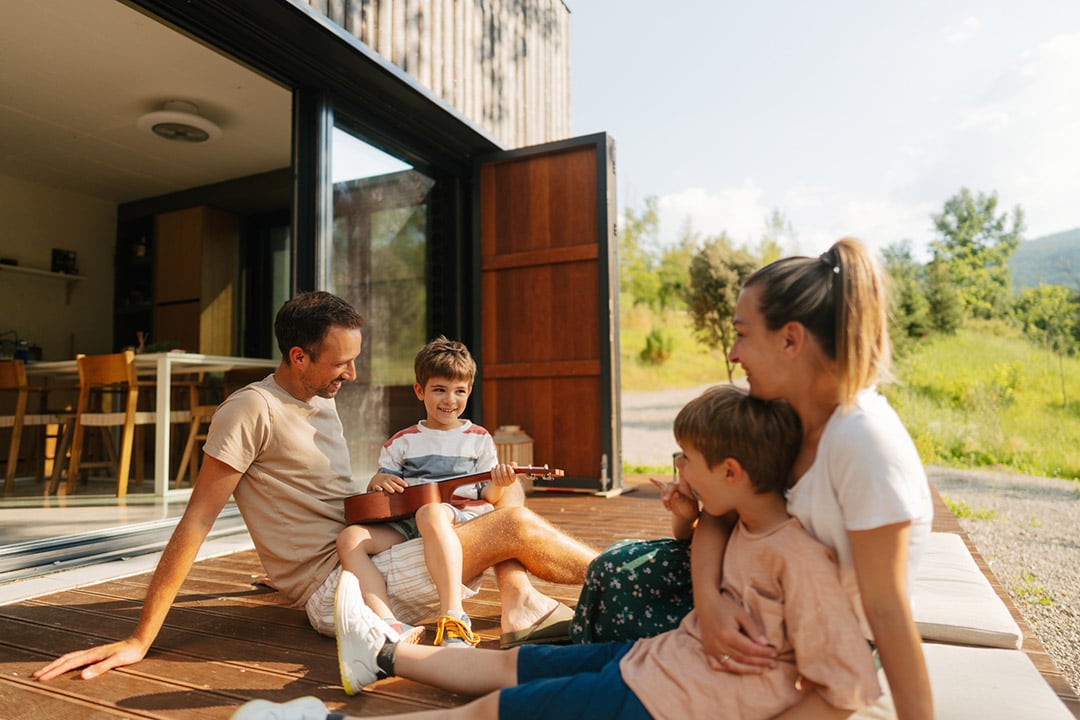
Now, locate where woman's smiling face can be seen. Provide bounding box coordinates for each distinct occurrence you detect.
[728,285,787,400]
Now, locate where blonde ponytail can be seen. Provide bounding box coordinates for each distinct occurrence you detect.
[744,237,892,407]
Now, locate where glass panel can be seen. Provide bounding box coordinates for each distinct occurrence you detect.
[327,127,436,482]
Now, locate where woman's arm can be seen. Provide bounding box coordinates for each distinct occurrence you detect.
[692,512,777,671]
[850,521,933,720]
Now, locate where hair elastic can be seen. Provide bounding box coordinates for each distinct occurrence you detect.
[819,253,840,274]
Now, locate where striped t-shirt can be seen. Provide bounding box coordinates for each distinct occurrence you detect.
[378,419,498,500]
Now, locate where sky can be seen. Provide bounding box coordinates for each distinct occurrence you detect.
[569,1,1080,259]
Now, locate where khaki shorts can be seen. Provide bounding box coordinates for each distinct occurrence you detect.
[305,536,484,636]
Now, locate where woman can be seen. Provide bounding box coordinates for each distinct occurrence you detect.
[694,237,934,719]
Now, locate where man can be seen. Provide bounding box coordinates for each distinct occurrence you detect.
[34,291,595,683]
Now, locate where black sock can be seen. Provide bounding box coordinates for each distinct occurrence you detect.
[376,640,397,678]
[326,714,348,720]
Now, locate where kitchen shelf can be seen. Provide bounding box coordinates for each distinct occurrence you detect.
[0,264,85,303]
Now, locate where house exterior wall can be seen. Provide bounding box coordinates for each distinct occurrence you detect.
[301,0,571,147]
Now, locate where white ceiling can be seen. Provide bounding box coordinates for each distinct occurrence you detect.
[0,0,292,204]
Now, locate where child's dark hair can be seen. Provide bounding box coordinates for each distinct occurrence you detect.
[274,291,364,362]
[414,336,477,388]
[673,384,801,495]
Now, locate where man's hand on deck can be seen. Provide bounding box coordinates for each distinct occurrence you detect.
[33,637,150,681]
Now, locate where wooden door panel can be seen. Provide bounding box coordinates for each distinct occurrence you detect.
[483,263,600,364]
[477,134,620,491]
[485,377,599,474]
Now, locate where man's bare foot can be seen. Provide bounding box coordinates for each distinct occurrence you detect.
[499,590,559,634]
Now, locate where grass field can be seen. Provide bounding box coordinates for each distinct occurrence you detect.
[884,320,1080,480]
[619,304,739,390]
[620,308,1080,481]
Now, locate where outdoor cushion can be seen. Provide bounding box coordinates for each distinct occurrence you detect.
[911,531,1023,649]
[851,643,1074,719]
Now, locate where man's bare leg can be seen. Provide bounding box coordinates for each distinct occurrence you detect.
[490,559,556,634]
[453,506,597,632]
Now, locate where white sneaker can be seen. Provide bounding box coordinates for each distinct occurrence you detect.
[229,695,329,720]
[334,569,395,695]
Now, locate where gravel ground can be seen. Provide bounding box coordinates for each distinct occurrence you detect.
[621,388,1080,696]
[929,467,1080,696]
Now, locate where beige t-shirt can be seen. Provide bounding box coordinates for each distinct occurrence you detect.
[204,375,359,607]
[620,518,881,720]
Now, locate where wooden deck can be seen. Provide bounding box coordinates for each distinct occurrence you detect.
[1,478,1077,718]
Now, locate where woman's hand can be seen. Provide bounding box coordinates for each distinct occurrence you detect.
[696,589,778,673]
[368,473,408,493]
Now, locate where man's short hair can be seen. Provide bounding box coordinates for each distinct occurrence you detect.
[414,336,477,388]
[274,291,364,362]
[673,384,801,495]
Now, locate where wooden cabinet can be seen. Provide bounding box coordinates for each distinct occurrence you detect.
[151,206,239,355]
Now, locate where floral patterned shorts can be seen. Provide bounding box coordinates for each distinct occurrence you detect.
[569,537,692,643]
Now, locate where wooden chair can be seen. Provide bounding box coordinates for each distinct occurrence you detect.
[174,366,271,488]
[0,359,72,494]
[56,351,187,498]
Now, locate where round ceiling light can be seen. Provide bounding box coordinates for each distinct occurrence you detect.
[137,100,222,143]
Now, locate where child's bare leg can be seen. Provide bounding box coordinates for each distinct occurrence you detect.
[414,503,464,615]
[336,524,405,619]
[394,642,519,695]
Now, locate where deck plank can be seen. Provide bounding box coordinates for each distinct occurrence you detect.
[1,477,1076,718]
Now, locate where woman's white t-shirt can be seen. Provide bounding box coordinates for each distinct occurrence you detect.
[786,388,933,637]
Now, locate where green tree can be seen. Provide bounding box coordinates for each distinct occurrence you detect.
[924,258,963,334]
[684,235,758,381]
[1015,283,1080,406]
[754,209,795,264]
[930,188,1024,319]
[618,197,662,308]
[654,226,695,311]
[882,240,930,354]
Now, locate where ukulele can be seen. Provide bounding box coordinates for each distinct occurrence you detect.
[344,465,564,524]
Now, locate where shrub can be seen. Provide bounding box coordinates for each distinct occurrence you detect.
[639,329,673,365]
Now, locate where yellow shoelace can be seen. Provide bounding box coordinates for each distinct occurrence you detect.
[434,615,480,646]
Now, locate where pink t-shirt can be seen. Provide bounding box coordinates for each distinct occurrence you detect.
[620,518,881,720]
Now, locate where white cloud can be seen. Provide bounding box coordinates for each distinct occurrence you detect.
[944,16,981,45]
[655,182,770,248]
[653,183,936,260]
[781,186,938,258]
[929,32,1080,239]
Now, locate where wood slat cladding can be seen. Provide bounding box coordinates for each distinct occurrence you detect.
[302,0,571,148]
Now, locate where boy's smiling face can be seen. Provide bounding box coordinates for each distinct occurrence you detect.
[674,443,736,517]
[414,375,472,430]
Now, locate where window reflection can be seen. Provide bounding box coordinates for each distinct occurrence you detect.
[328,128,435,482]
